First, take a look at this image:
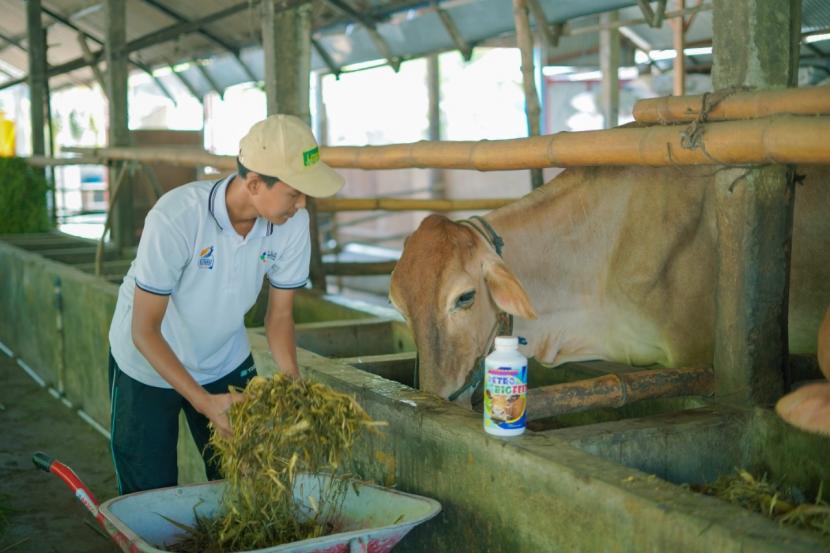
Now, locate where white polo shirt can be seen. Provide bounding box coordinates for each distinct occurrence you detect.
[109,174,311,388]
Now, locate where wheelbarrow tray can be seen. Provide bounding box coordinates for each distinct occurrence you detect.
[98,473,441,552]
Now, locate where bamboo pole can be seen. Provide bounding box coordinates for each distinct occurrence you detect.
[316,198,514,212]
[526,366,713,421]
[633,85,830,123]
[321,115,830,168]
[322,260,397,276]
[27,155,104,167]
[62,146,235,169]
[57,114,830,170]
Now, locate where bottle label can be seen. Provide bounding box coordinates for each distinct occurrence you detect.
[484,364,527,431]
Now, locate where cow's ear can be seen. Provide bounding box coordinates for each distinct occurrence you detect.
[483,259,538,320]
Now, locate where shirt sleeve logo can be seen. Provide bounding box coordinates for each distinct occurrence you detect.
[260,250,278,263]
[198,246,215,270]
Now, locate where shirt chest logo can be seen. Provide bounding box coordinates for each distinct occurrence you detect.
[198,246,215,270]
[260,250,277,263]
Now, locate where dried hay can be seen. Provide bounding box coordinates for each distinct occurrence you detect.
[167,374,384,552]
[691,469,830,537]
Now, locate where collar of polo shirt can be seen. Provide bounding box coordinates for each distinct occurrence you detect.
[208,174,274,238]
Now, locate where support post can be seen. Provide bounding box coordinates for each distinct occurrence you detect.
[513,0,544,189]
[599,11,620,128]
[105,0,133,249]
[672,0,686,95]
[427,55,443,197]
[261,0,326,290]
[27,0,46,161]
[712,0,801,405]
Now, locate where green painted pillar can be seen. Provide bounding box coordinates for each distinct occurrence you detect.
[712,0,801,405]
[26,0,46,159]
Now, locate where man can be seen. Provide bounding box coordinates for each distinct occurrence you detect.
[107,114,343,494]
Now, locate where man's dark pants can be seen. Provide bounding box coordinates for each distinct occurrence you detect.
[108,352,257,495]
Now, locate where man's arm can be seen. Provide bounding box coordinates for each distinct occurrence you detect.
[131,287,238,436]
[265,287,300,378]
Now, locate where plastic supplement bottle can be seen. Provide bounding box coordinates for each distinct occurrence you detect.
[483,336,528,437]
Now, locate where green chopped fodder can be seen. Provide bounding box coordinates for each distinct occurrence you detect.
[168,375,384,552]
[690,469,830,538]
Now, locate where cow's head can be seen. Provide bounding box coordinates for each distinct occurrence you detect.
[389,214,537,403]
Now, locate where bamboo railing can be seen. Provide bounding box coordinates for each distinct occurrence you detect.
[633,86,830,124]
[59,114,830,170]
[316,198,512,212]
[320,115,830,168]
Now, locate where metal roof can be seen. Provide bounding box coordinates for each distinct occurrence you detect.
[0,0,827,98]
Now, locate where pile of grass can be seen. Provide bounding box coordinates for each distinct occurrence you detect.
[168,375,383,552]
[692,470,830,536]
[0,157,51,234]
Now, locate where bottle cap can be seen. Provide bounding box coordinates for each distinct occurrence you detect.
[494,336,518,349]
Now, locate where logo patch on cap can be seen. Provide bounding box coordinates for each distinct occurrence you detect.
[302,146,320,167]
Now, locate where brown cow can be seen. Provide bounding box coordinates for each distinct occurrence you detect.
[389,165,830,403]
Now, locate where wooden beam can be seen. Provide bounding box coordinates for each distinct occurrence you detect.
[315,198,514,211]
[59,115,830,169]
[635,0,656,26]
[633,85,830,123]
[0,2,271,92]
[433,1,472,61]
[526,367,713,421]
[568,3,711,37]
[323,0,401,71]
[139,0,259,83]
[191,58,223,98]
[311,38,341,76]
[653,0,668,27]
[168,63,203,104]
[76,34,106,91]
[322,260,397,275]
[42,5,178,104]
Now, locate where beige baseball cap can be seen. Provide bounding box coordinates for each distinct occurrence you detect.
[238,114,344,198]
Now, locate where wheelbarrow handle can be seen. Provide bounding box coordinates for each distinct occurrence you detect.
[32,452,137,553]
[32,451,54,472]
[32,451,102,509]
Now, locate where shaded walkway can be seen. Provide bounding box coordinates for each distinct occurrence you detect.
[0,350,117,552]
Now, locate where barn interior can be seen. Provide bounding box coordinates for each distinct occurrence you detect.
[1,0,830,551]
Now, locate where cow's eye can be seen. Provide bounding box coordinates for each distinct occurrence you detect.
[455,290,476,309]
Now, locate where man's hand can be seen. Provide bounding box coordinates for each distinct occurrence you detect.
[194,390,246,438]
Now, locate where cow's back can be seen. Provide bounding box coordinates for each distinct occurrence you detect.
[492,164,828,367]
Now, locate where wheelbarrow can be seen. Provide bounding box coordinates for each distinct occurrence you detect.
[33,452,441,552]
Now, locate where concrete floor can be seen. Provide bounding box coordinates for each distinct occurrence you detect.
[0,352,117,552]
